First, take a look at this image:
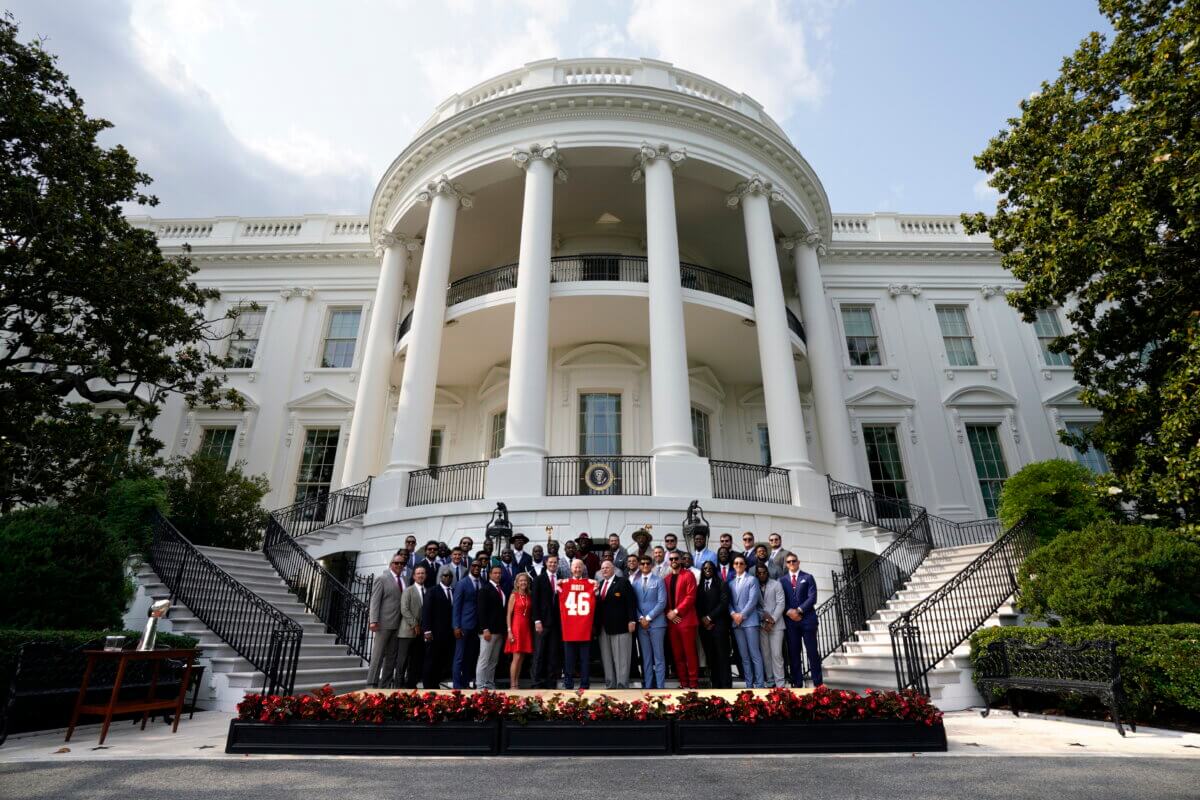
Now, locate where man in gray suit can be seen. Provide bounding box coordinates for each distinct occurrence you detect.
[757,563,786,688]
[607,534,629,577]
[393,565,428,688]
[367,553,409,687]
[766,533,790,579]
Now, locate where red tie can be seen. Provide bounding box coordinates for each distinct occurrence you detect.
[602,579,609,598]
[792,574,798,590]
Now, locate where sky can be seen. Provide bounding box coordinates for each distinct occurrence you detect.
[6,0,1110,219]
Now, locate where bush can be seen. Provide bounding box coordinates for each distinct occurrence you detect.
[1018,521,1200,626]
[102,477,169,554]
[998,459,1111,544]
[970,625,1200,724]
[0,628,198,688]
[163,453,269,550]
[0,507,132,630]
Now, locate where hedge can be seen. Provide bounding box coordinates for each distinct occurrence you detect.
[0,628,199,690]
[970,625,1200,723]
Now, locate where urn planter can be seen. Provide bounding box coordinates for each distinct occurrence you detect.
[500,719,672,756]
[672,718,947,754]
[225,719,500,755]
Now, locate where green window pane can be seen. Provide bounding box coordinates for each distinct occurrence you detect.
[966,425,1008,517]
[842,306,882,366]
[1034,309,1071,366]
[198,427,236,464]
[1065,422,1109,474]
[428,429,443,466]
[937,306,978,367]
[862,425,909,514]
[295,428,340,504]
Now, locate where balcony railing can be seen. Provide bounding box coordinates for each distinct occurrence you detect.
[786,308,806,342]
[710,459,791,504]
[407,461,487,506]
[396,310,413,341]
[545,455,652,496]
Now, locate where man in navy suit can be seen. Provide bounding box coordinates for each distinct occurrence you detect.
[451,558,484,688]
[510,533,533,573]
[497,548,518,593]
[422,565,456,688]
[781,554,821,687]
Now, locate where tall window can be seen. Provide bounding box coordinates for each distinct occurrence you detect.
[228,309,266,369]
[936,306,978,366]
[1065,421,1110,474]
[428,428,444,466]
[295,428,340,505]
[966,424,1008,517]
[579,393,622,455]
[691,407,711,458]
[862,425,908,513]
[757,424,772,466]
[488,412,506,459]
[198,427,237,465]
[320,308,362,368]
[1033,309,1071,366]
[841,305,882,366]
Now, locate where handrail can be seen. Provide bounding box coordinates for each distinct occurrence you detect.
[407,461,488,506]
[889,517,1035,694]
[263,479,373,659]
[147,510,301,695]
[545,455,652,496]
[710,459,791,504]
[827,476,928,535]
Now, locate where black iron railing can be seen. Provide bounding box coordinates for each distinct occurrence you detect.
[786,308,806,342]
[710,459,791,504]
[890,517,1035,694]
[552,253,649,284]
[678,262,754,306]
[926,514,1001,548]
[828,477,925,532]
[407,461,487,506]
[396,310,413,341]
[269,479,370,540]
[147,511,301,695]
[447,264,518,305]
[545,455,652,496]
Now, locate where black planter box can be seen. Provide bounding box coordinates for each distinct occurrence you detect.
[673,718,947,754]
[501,719,672,756]
[225,720,499,755]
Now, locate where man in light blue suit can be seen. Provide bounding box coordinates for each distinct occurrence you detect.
[728,555,765,688]
[631,554,667,689]
[451,559,484,689]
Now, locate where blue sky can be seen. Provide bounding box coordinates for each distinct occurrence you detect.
[6,0,1108,218]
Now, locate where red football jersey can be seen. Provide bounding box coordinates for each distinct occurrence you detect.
[558,578,596,642]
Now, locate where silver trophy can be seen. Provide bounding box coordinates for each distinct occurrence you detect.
[137,599,172,651]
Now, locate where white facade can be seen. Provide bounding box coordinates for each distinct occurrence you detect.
[127,59,1099,597]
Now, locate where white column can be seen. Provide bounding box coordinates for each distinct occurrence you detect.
[341,233,417,488]
[783,232,859,485]
[728,175,823,507]
[486,144,565,499]
[372,175,472,511]
[635,143,711,498]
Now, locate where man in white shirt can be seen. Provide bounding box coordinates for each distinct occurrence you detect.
[526,544,546,577]
[651,546,670,578]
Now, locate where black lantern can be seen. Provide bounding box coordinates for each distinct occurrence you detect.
[682,499,709,543]
[485,502,513,555]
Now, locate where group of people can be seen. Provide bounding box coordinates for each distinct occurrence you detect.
[366,528,823,692]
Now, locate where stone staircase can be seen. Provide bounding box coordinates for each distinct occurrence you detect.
[291,515,363,552]
[132,545,369,710]
[821,542,1018,710]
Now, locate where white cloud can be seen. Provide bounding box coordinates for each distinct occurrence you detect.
[416,16,562,104]
[973,175,1000,205]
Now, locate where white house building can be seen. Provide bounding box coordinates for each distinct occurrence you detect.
[126,59,1106,705]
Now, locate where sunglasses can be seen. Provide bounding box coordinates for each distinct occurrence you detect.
[390,561,403,566]
[786,559,799,564]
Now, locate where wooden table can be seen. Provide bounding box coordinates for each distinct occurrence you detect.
[66,648,197,745]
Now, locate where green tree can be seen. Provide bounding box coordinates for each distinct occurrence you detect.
[163,454,269,551]
[998,459,1114,544]
[1018,521,1200,625]
[963,0,1200,520]
[0,14,242,511]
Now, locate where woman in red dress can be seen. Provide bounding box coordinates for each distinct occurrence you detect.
[505,572,534,688]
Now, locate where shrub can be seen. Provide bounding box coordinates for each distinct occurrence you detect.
[102,477,169,554]
[997,459,1111,544]
[0,507,132,630]
[970,625,1200,724]
[163,453,269,550]
[1018,521,1200,625]
[0,628,198,688]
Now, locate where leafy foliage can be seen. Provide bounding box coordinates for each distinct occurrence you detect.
[997,459,1114,544]
[1018,521,1200,625]
[163,454,269,550]
[102,477,170,554]
[963,0,1200,519]
[0,13,241,511]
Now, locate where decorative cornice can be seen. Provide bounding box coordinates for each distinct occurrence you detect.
[415,175,474,209]
[779,231,827,257]
[373,232,422,257]
[631,142,686,182]
[726,174,784,209]
[512,142,568,182]
[887,283,923,297]
[279,286,316,301]
[980,284,1011,299]
[823,245,999,262]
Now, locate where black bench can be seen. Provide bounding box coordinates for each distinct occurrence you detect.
[0,640,204,746]
[975,637,1134,736]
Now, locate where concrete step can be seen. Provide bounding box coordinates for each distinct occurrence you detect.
[210,652,365,673]
[194,545,271,564]
[223,666,369,690]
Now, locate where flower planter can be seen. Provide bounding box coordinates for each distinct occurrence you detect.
[673,718,947,754]
[500,719,672,756]
[225,719,500,756]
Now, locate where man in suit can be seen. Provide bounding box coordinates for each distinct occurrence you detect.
[530,554,563,688]
[497,548,518,593]
[451,559,484,689]
[394,565,427,688]
[422,565,456,689]
[632,555,667,688]
[718,532,734,553]
[664,550,700,688]
[413,541,441,586]
[757,563,786,688]
[595,560,637,689]
[510,533,533,573]
[630,528,653,561]
[367,553,407,687]
[606,534,628,577]
[474,564,508,690]
[767,533,790,579]
[650,546,670,578]
[457,536,475,561]
[781,554,821,687]
[690,531,718,570]
[695,561,731,688]
[741,532,758,567]
[754,544,781,580]
[525,544,547,578]
[716,548,735,583]
[662,533,682,564]
[729,555,765,688]
[445,547,469,583]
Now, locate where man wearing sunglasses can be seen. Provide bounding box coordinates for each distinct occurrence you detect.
[664,550,699,688]
[367,552,408,687]
[781,553,821,687]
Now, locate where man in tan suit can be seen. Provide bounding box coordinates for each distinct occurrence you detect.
[393,565,428,688]
[368,552,408,687]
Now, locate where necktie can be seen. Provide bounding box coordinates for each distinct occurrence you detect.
[791,574,798,590]
[642,577,648,590]
[473,577,479,591]
[444,586,451,602]
[705,579,711,591]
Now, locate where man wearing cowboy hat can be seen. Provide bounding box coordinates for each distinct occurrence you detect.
[576,533,600,577]
[510,532,533,573]
[631,528,653,560]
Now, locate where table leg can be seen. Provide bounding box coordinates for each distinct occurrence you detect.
[98,656,129,745]
[142,660,161,730]
[66,655,97,742]
[172,657,194,734]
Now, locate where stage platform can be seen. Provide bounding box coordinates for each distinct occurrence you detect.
[351,687,813,701]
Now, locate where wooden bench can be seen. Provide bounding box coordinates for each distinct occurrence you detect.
[975,637,1134,736]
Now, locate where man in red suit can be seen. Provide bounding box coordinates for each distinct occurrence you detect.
[664,550,700,688]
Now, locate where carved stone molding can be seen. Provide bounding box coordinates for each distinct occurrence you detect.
[980,284,1008,299]
[726,174,784,208]
[279,286,316,301]
[415,175,474,209]
[887,283,923,297]
[373,232,422,257]
[512,142,568,182]
[779,231,827,257]
[631,142,686,182]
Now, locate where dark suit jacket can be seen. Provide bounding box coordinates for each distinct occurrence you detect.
[781,569,818,630]
[413,558,440,584]
[595,576,637,635]
[511,551,533,573]
[695,574,731,631]
[422,581,455,641]
[530,570,560,631]
[498,562,518,594]
[476,580,508,636]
